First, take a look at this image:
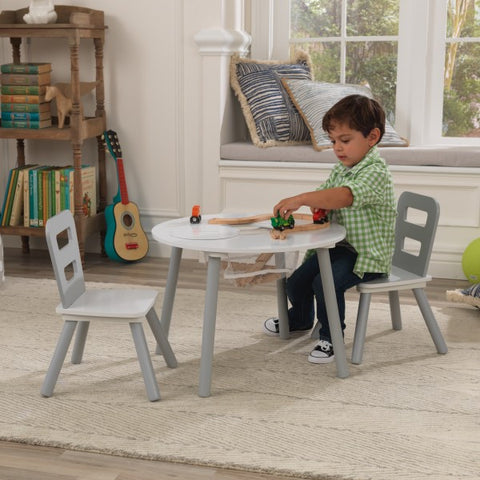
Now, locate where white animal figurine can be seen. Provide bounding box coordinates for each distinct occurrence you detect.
[23,0,57,24]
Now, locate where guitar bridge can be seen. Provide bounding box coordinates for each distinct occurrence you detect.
[125,242,139,250]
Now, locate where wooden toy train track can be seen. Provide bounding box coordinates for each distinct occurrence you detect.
[208,212,329,240]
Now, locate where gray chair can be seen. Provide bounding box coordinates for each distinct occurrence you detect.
[41,210,177,401]
[351,191,448,364]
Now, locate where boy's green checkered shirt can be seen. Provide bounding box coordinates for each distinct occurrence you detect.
[309,146,396,278]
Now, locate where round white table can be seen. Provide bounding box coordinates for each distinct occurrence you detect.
[152,215,347,397]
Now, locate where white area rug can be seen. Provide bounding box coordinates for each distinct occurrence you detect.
[0,277,478,480]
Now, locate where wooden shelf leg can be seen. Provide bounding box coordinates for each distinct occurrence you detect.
[21,236,30,254]
[10,37,21,63]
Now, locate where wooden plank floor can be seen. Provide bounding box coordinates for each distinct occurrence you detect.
[1,247,469,480]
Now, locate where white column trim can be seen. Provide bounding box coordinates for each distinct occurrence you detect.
[194,28,251,56]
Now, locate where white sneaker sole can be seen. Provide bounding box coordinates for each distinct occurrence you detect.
[308,353,335,364]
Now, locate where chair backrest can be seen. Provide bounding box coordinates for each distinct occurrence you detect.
[392,191,440,277]
[45,210,86,308]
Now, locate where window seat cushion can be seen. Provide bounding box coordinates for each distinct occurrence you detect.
[221,141,480,168]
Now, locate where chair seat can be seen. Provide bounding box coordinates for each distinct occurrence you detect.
[56,288,158,318]
[357,266,431,293]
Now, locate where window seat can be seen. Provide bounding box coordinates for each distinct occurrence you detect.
[220,141,479,168]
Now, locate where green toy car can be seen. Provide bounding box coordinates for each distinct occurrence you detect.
[270,213,295,231]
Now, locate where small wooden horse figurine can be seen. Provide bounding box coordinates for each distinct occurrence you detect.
[45,82,98,128]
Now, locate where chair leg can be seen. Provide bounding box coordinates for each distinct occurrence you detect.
[412,288,448,354]
[389,291,402,330]
[129,322,161,402]
[41,320,77,397]
[351,292,371,365]
[71,321,90,364]
[146,308,177,368]
[310,321,320,339]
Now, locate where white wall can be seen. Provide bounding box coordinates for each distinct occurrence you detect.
[0,0,246,257]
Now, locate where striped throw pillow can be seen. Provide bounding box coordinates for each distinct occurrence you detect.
[282,79,408,151]
[231,52,313,147]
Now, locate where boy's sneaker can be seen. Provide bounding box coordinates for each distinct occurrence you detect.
[308,339,335,364]
[263,317,281,336]
[263,317,311,336]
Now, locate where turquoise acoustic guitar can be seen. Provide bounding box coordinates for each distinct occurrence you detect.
[103,130,149,262]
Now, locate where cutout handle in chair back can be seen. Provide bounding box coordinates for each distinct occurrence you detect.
[45,210,86,308]
[392,191,440,278]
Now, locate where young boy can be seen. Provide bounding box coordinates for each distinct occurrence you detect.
[264,94,396,364]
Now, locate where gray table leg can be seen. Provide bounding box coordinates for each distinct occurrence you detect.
[198,255,221,397]
[275,253,290,339]
[155,246,182,355]
[316,249,349,378]
[161,246,182,336]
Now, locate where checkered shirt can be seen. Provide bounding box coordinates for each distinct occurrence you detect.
[319,146,396,278]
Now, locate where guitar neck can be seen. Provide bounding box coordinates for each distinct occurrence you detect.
[116,157,130,205]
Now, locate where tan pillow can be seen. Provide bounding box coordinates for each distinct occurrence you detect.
[282,78,409,151]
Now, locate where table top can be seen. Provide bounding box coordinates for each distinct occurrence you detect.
[152,214,346,255]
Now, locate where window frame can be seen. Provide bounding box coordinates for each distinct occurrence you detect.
[249,0,480,147]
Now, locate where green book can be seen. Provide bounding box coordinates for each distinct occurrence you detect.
[1,103,51,113]
[1,119,51,129]
[22,165,38,227]
[3,168,19,226]
[1,62,51,74]
[1,85,46,95]
[0,169,13,226]
[29,166,48,227]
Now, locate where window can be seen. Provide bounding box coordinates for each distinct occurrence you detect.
[249,0,480,145]
[290,0,399,125]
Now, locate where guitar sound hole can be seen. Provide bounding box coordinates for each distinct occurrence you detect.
[122,213,134,228]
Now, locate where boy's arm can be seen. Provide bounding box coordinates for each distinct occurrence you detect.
[274,187,353,219]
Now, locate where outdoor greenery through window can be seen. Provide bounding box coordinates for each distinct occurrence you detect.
[289,0,480,139]
[290,0,399,124]
[444,0,480,137]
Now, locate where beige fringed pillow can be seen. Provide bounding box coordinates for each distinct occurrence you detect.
[282,79,409,151]
[230,51,313,147]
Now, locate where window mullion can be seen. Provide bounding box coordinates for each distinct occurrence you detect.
[395,0,432,144]
[340,0,347,83]
[425,0,449,144]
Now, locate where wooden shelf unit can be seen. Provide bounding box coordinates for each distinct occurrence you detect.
[0,6,108,262]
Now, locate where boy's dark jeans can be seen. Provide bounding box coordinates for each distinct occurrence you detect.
[285,245,383,341]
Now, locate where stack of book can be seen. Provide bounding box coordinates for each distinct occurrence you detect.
[0,165,96,227]
[0,62,52,129]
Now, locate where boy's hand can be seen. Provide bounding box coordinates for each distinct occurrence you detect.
[273,196,303,219]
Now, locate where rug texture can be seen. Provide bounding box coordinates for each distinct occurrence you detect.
[0,277,478,480]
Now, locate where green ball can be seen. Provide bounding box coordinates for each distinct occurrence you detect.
[462,238,480,283]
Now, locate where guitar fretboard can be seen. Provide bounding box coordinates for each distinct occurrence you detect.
[116,157,130,205]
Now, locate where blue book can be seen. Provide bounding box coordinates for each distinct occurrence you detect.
[1,111,49,122]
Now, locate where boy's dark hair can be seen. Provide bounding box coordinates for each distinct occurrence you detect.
[322,94,386,144]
